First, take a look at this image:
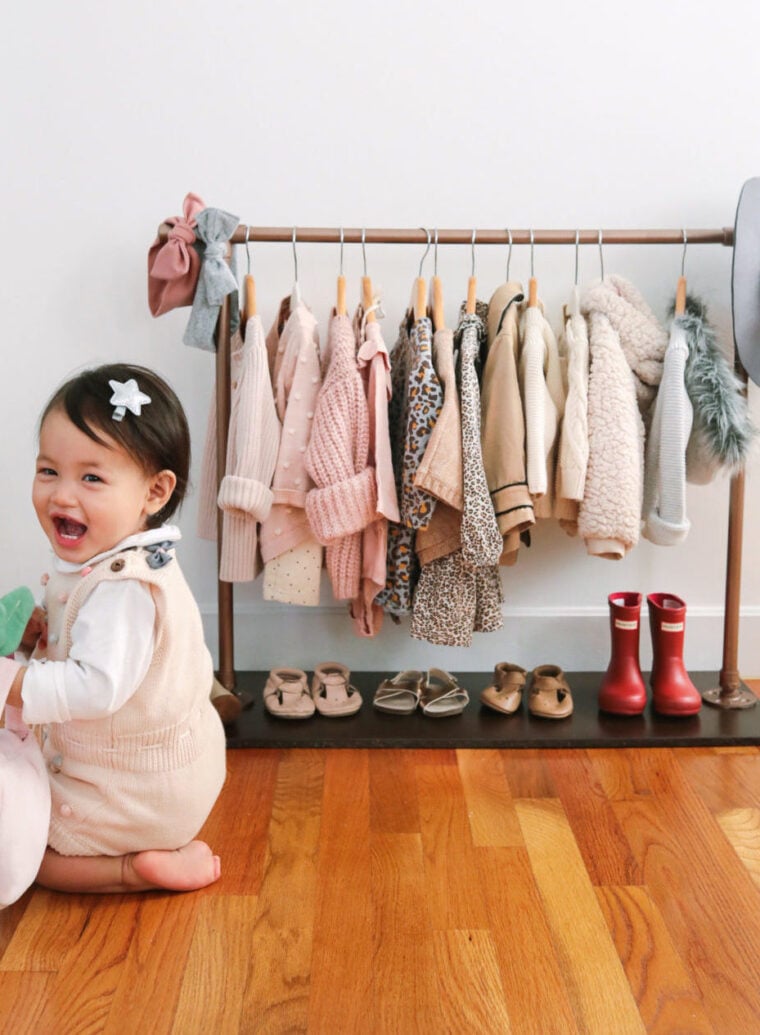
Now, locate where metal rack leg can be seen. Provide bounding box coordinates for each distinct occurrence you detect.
[704,363,757,708]
[214,293,236,690]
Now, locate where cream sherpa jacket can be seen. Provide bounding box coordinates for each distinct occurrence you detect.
[579,276,668,559]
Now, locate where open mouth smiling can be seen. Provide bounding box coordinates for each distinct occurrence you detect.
[53,516,88,543]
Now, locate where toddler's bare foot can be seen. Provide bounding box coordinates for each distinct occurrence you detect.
[125,840,221,891]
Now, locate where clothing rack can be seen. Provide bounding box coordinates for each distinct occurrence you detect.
[158,223,752,710]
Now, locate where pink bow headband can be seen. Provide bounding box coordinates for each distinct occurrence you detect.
[147,191,206,317]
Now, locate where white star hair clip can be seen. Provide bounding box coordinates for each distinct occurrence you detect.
[109,379,152,422]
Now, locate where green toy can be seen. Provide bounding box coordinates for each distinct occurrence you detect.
[0,587,36,656]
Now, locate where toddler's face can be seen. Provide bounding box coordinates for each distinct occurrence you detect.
[33,408,168,564]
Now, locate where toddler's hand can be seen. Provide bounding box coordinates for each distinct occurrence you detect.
[20,607,47,653]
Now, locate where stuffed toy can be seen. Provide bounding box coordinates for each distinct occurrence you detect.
[0,586,35,656]
[0,587,51,909]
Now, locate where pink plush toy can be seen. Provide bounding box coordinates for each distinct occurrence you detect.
[0,588,51,909]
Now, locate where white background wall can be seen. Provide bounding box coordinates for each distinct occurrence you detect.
[3,1,760,677]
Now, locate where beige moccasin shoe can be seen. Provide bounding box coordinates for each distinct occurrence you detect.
[528,665,573,719]
[311,662,363,717]
[480,663,527,715]
[263,668,315,719]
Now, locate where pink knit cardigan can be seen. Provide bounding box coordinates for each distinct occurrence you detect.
[305,313,377,600]
[217,315,281,580]
[259,299,323,564]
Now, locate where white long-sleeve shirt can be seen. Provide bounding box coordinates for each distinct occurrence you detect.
[1,527,180,724]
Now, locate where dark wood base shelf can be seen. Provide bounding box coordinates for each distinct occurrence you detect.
[221,671,760,750]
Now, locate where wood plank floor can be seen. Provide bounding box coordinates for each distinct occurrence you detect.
[3,699,760,1032]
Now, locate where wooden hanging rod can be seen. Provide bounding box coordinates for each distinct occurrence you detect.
[157,224,735,247]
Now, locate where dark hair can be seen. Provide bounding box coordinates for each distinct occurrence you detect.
[40,363,191,529]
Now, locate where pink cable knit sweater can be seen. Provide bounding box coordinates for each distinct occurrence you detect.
[305,313,377,600]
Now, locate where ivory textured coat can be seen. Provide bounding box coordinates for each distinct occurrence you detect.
[579,276,668,559]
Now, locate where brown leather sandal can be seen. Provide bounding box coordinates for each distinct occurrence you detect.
[420,669,470,717]
[480,663,527,715]
[373,670,425,714]
[528,665,573,719]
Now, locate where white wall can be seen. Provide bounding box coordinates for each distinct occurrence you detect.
[3,0,760,676]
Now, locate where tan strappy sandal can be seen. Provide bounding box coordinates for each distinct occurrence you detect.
[420,668,470,717]
[311,662,362,717]
[528,665,573,719]
[263,668,315,719]
[373,670,425,714]
[480,663,527,715]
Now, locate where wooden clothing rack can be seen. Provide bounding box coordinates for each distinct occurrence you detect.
[158,223,752,711]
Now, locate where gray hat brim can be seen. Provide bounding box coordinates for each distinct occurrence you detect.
[732,177,760,386]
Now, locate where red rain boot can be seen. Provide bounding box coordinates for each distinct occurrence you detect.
[599,592,647,715]
[647,593,702,716]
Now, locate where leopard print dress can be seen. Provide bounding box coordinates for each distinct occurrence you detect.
[411,303,503,646]
[376,313,442,616]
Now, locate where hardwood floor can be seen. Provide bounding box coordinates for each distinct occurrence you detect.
[3,698,760,1032]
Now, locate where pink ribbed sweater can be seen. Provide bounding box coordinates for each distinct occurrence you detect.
[259,299,323,564]
[305,312,377,601]
[197,319,281,581]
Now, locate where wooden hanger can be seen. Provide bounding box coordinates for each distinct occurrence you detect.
[430,229,445,330]
[242,227,257,320]
[527,229,538,307]
[465,229,477,314]
[290,227,301,307]
[414,228,431,321]
[675,230,687,316]
[361,229,375,322]
[362,275,375,322]
[431,276,445,330]
[336,228,346,316]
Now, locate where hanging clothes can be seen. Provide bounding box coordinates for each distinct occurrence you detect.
[642,313,693,545]
[518,299,565,519]
[556,286,590,500]
[259,297,324,605]
[457,302,503,567]
[214,316,281,580]
[554,286,590,536]
[305,312,377,601]
[411,549,503,647]
[196,318,278,560]
[411,303,503,647]
[679,295,756,483]
[400,315,444,529]
[414,324,464,565]
[375,314,419,617]
[412,324,465,640]
[414,325,463,512]
[481,283,534,564]
[350,305,398,637]
[579,276,668,559]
